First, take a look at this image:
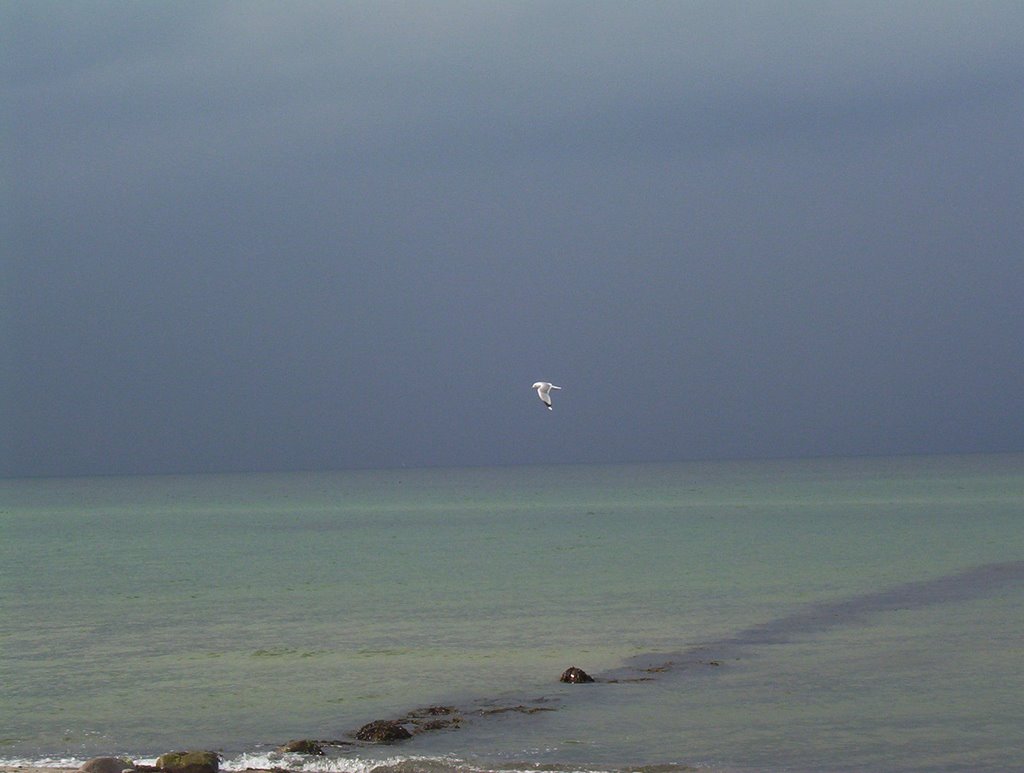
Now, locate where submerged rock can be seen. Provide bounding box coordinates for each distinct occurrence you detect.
[155,751,219,773]
[559,666,595,683]
[275,739,324,755]
[354,719,412,743]
[412,718,461,733]
[408,705,457,717]
[480,704,557,715]
[403,705,463,734]
[79,757,135,773]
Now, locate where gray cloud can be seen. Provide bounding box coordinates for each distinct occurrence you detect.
[4,1,1023,476]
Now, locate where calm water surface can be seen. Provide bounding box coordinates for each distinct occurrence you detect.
[1,454,1022,772]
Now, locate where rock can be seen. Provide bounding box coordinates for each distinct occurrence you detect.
[409,705,457,717]
[559,666,595,683]
[480,704,557,715]
[400,705,463,735]
[354,719,412,743]
[154,751,220,773]
[275,739,324,755]
[79,757,135,773]
[412,718,460,733]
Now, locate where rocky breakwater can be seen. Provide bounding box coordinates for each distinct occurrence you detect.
[67,663,619,771]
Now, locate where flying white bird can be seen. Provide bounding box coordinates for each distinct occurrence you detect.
[532,381,562,410]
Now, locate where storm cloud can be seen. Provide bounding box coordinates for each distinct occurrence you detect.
[4,1,1023,476]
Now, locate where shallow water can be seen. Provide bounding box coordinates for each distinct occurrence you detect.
[1,454,1022,771]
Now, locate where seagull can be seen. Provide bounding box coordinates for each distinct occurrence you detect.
[532,381,562,410]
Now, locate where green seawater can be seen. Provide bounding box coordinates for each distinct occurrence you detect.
[1,454,1022,772]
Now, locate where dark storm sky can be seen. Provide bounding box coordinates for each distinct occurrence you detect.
[4,2,1023,477]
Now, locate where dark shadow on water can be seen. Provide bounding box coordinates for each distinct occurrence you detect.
[607,559,1024,680]
[324,560,1024,763]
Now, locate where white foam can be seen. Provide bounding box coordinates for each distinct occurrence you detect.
[219,752,461,773]
[0,757,88,769]
[0,757,651,773]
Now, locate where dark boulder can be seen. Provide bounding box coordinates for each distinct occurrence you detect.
[355,719,412,743]
[559,666,595,683]
[79,758,135,773]
[154,751,219,773]
[275,740,324,755]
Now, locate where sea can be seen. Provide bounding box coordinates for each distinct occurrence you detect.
[1,454,1022,773]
